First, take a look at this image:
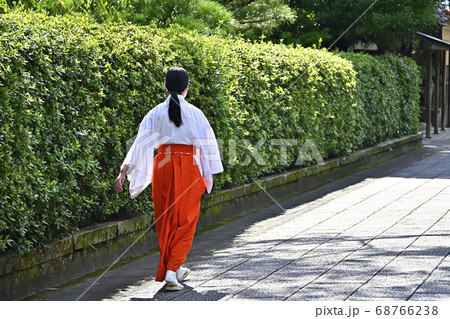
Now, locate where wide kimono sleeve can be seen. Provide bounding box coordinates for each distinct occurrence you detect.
[194,114,224,193]
[121,111,159,199]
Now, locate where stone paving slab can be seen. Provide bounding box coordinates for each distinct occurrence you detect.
[103,131,450,302]
[107,185,449,299]
[39,131,450,301]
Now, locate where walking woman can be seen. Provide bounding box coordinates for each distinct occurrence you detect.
[115,67,223,291]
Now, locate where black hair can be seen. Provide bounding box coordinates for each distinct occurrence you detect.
[165,66,189,127]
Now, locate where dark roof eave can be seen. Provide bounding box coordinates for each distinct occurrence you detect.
[417,32,450,51]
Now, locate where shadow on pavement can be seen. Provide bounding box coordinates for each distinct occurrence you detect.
[39,134,450,301]
[130,284,227,301]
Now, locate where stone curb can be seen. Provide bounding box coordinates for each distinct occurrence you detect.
[0,133,423,300]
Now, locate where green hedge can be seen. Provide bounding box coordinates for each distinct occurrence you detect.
[0,10,420,253]
[339,52,421,147]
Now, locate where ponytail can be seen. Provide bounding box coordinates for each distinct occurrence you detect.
[165,66,189,128]
[169,91,183,127]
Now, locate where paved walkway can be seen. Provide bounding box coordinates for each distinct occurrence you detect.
[40,130,450,301]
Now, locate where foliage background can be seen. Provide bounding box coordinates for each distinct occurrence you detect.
[0,10,420,253]
[1,0,296,38]
[271,0,443,55]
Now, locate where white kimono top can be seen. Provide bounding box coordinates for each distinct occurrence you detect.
[121,95,224,198]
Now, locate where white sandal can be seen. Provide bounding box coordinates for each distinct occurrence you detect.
[166,282,183,291]
[165,270,183,291]
[176,266,190,282]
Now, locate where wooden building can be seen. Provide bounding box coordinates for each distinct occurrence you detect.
[417,10,450,138]
[417,32,450,138]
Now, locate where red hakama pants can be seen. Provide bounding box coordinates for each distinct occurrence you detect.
[152,144,206,282]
